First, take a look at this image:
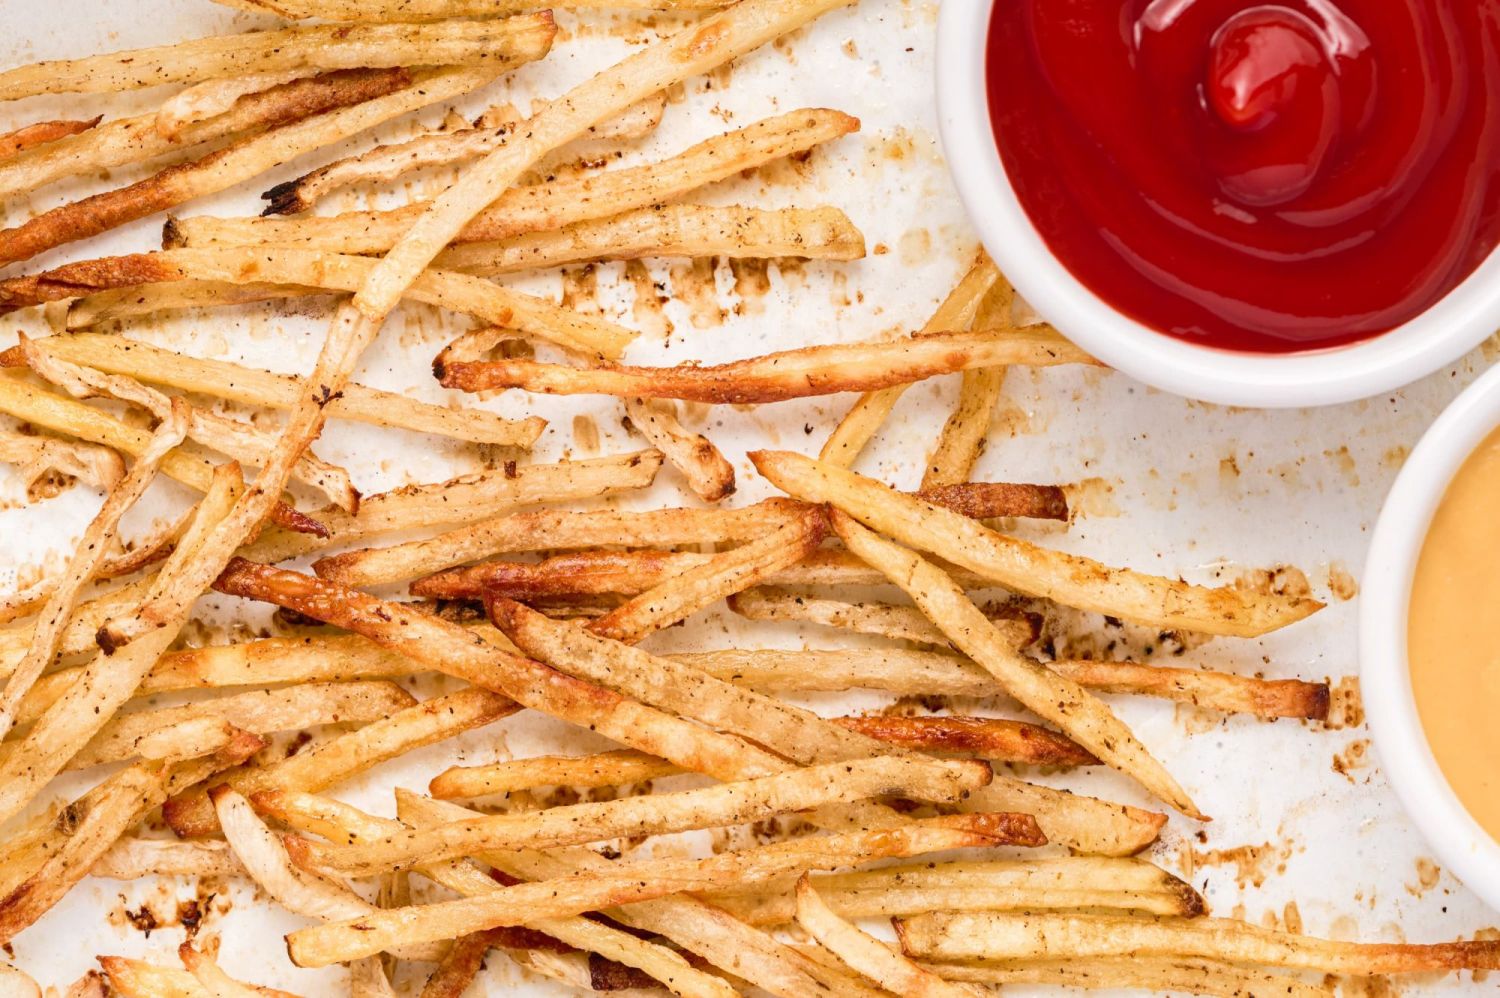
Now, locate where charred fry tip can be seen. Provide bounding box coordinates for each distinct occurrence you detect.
[161,217,185,249]
[1309,683,1333,722]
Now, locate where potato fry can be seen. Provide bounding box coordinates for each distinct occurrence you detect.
[587,503,827,643]
[91,837,246,881]
[0,428,123,496]
[286,814,1040,967]
[0,117,101,161]
[163,687,515,838]
[795,876,984,998]
[727,588,1037,650]
[156,72,310,139]
[923,367,1006,490]
[753,449,1324,637]
[100,959,300,998]
[926,958,1331,998]
[823,255,1000,467]
[0,67,511,270]
[624,397,734,502]
[429,749,682,797]
[439,329,1093,402]
[180,944,280,998]
[215,0,732,19]
[298,755,989,877]
[66,281,321,329]
[0,17,554,99]
[895,912,1500,975]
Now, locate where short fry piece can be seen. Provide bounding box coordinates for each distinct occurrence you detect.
[101,958,301,998]
[624,397,735,502]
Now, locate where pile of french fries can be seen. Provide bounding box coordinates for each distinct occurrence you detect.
[0,0,1489,995]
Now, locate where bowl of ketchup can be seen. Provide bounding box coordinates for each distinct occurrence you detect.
[937,0,1500,408]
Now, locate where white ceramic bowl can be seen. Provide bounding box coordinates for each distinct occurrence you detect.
[1361,363,1500,913]
[935,0,1500,409]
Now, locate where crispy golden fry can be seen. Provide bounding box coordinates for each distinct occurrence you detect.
[754,450,1324,637]
[163,687,515,838]
[0,466,242,830]
[155,72,310,139]
[66,281,320,328]
[2,247,635,359]
[287,814,1041,967]
[0,67,511,270]
[91,837,246,881]
[0,117,101,161]
[300,755,989,877]
[587,503,827,643]
[727,588,1036,649]
[795,876,984,998]
[399,791,888,998]
[624,397,735,502]
[263,92,672,214]
[0,427,124,496]
[439,328,1092,402]
[0,402,185,739]
[5,334,544,448]
[835,512,1202,818]
[215,0,732,19]
[823,255,1000,466]
[896,912,1500,975]
[926,958,1331,998]
[0,17,554,99]
[101,958,301,998]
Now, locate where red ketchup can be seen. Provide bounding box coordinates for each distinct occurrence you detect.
[986,0,1500,353]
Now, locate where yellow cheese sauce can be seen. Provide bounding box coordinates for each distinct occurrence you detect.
[1409,425,1500,843]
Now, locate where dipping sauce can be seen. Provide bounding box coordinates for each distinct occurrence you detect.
[1408,425,1500,843]
[986,0,1500,353]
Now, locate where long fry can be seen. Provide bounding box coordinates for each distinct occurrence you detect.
[439,329,1093,402]
[753,450,1323,637]
[215,0,733,19]
[926,958,1331,998]
[66,281,321,328]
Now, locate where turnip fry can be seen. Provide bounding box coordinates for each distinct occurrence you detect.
[624,397,735,502]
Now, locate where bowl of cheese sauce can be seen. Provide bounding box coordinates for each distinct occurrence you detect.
[1363,363,1500,912]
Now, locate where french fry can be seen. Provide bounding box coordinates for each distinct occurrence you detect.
[297,755,989,877]
[894,912,1500,976]
[753,449,1324,637]
[0,428,123,496]
[916,481,1069,521]
[0,578,153,677]
[439,329,1093,402]
[0,117,102,161]
[960,772,1165,856]
[286,814,1041,967]
[720,856,1203,925]
[66,281,321,329]
[2,248,636,359]
[91,837,247,881]
[834,511,1203,818]
[0,465,242,830]
[263,92,671,215]
[0,17,555,99]
[823,255,1000,467]
[587,504,827,643]
[155,72,310,139]
[162,686,515,838]
[0,67,514,270]
[214,0,733,20]
[180,945,283,998]
[100,958,300,998]
[0,401,186,739]
[4,334,545,449]
[926,958,1331,998]
[429,749,682,797]
[624,397,734,502]
[727,588,1037,649]
[795,876,984,998]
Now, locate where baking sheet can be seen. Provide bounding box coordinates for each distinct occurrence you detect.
[0,0,1495,993]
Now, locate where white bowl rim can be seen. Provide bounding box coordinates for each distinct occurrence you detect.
[1360,362,1500,914]
[935,0,1500,409]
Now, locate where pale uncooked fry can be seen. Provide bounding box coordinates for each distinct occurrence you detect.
[432,204,867,275]
[66,281,321,329]
[0,427,124,495]
[623,397,734,502]
[794,877,984,998]
[5,333,545,447]
[162,687,516,838]
[0,465,242,831]
[184,107,859,246]
[727,588,1035,649]
[295,755,989,876]
[754,450,1324,637]
[894,912,1500,976]
[439,329,1093,402]
[100,958,301,998]
[0,17,555,100]
[91,837,246,881]
[156,72,308,139]
[397,791,889,998]
[587,504,826,643]
[0,67,511,271]
[214,0,733,20]
[922,958,1332,998]
[1,248,635,359]
[286,815,1040,967]
[0,117,102,161]
[823,255,1000,466]
[833,511,1203,819]
[264,92,672,215]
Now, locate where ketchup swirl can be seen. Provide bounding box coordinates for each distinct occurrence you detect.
[987,0,1500,352]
